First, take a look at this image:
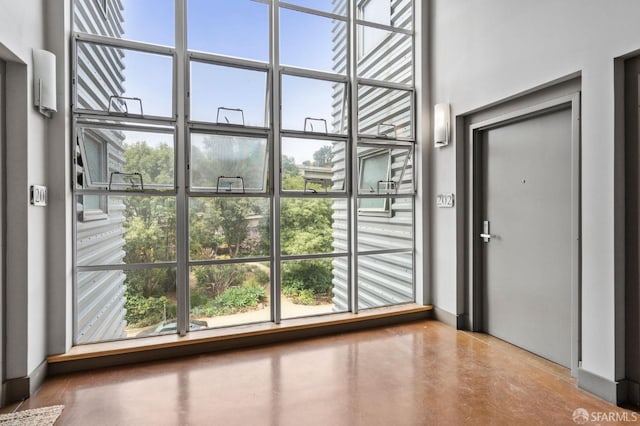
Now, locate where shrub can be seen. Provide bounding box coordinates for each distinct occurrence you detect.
[194,284,266,317]
[193,263,247,297]
[282,259,333,298]
[125,295,176,327]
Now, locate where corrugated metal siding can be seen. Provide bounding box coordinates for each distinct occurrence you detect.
[74,0,128,343]
[332,0,414,311]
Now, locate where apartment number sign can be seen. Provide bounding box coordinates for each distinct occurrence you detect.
[436,193,455,208]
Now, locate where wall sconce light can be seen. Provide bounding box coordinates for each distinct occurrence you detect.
[434,103,450,147]
[33,49,57,118]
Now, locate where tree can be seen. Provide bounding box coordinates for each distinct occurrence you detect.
[313,145,333,166]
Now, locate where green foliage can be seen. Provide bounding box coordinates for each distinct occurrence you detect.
[313,145,333,166]
[282,259,333,301]
[124,141,174,186]
[193,263,248,297]
[125,295,176,327]
[280,198,333,255]
[192,285,266,317]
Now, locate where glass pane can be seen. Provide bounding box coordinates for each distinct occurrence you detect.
[281,257,346,319]
[190,62,268,127]
[190,133,268,192]
[281,138,345,192]
[76,41,173,117]
[190,197,270,260]
[74,0,175,46]
[189,262,271,329]
[282,75,347,134]
[357,0,412,31]
[357,252,413,310]
[358,197,413,251]
[357,146,413,195]
[280,9,346,74]
[76,267,177,343]
[280,198,345,255]
[357,26,413,84]
[188,0,269,62]
[281,0,347,16]
[358,84,413,139]
[78,126,175,188]
[76,195,176,266]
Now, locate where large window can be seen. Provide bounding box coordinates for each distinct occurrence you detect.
[72,0,416,344]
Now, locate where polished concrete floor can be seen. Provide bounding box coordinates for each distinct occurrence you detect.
[2,320,637,425]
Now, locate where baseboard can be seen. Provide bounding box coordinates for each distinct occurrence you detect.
[3,360,48,406]
[577,368,624,404]
[617,379,640,406]
[432,307,464,329]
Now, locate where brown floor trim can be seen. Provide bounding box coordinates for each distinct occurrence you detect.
[48,304,432,375]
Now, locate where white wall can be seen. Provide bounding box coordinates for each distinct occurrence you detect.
[0,0,52,380]
[430,0,640,383]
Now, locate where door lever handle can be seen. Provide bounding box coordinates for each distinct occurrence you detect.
[481,220,492,243]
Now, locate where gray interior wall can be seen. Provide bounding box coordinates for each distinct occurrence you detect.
[430,0,640,383]
[0,0,51,382]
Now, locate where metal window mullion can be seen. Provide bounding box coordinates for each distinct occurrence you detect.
[278,2,348,21]
[187,122,270,137]
[272,0,282,325]
[73,111,177,127]
[189,257,272,267]
[74,32,176,56]
[354,19,413,35]
[280,130,349,142]
[281,252,348,262]
[175,0,189,337]
[188,52,270,72]
[280,66,347,82]
[349,0,359,314]
[77,262,178,273]
[357,77,413,92]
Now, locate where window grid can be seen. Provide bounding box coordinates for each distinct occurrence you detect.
[72,0,416,343]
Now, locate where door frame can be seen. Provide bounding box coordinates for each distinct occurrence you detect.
[465,91,581,375]
[0,59,5,406]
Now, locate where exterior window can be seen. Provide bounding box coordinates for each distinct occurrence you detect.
[358,150,391,214]
[358,0,391,58]
[72,0,416,344]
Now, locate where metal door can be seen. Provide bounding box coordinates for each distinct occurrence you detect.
[481,107,573,367]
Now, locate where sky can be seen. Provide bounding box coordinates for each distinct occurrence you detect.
[111,0,345,163]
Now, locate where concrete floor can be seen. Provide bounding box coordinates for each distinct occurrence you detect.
[2,320,637,425]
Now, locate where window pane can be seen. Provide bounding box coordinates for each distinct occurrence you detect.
[358,197,413,251]
[357,0,412,31]
[74,0,175,46]
[76,195,176,266]
[281,257,345,319]
[78,126,175,188]
[357,26,412,84]
[76,267,177,343]
[357,252,413,310]
[76,41,173,117]
[357,146,413,195]
[190,133,269,192]
[190,62,268,127]
[189,262,271,330]
[188,0,269,62]
[282,138,345,192]
[282,75,347,134]
[280,8,346,74]
[280,198,345,255]
[281,0,347,16]
[358,84,413,139]
[190,197,270,260]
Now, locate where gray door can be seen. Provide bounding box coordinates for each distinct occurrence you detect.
[481,107,572,368]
